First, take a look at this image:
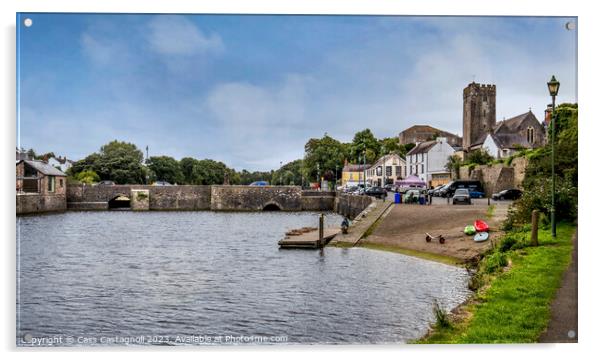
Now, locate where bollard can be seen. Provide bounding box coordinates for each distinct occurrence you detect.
[447,195,450,205]
[319,213,325,247]
[531,210,539,246]
[488,197,491,206]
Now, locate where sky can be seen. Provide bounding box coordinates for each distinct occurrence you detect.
[17,14,577,171]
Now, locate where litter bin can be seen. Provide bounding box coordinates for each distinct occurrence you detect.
[419,196,425,205]
[394,192,401,204]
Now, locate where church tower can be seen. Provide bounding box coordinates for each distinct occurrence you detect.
[462,82,496,150]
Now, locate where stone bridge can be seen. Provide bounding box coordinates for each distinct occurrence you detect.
[66,184,337,211]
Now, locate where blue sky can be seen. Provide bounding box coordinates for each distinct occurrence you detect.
[17,14,577,171]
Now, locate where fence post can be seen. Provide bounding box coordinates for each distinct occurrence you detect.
[531,209,539,246]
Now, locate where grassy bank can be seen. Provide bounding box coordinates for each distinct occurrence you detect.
[417,222,575,343]
[359,242,462,267]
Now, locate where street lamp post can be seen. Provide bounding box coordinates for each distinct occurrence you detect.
[547,75,560,238]
[335,164,338,190]
[363,145,367,189]
[280,161,283,185]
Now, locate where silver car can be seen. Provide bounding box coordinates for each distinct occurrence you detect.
[452,188,471,205]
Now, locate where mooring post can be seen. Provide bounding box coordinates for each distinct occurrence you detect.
[319,213,325,247]
[531,209,539,246]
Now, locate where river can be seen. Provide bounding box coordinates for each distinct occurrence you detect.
[17,211,471,346]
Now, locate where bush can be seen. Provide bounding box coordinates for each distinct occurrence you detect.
[433,301,451,329]
[483,251,508,274]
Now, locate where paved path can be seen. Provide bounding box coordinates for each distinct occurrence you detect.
[330,200,394,247]
[539,230,578,343]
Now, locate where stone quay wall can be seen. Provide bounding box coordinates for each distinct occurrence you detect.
[17,193,67,215]
[67,184,337,212]
[459,157,529,196]
[334,193,373,219]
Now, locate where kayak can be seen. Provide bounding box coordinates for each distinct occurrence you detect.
[474,232,489,242]
[464,225,476,235]
[474,219,489,232]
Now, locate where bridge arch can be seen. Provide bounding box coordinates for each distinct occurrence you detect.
[108,194,131,209]
[262,201,282,211]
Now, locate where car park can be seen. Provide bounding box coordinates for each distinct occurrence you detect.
[470,190,485,198]
[364,186,387,198]
[492,189,523,200]
[428,185,444,196]
[452,188,472,205]
[439,180,484,198]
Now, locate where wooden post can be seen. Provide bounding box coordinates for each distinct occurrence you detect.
[319,213,324,247]
[531,209,539,246]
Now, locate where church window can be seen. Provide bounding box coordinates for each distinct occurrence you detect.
[527,127,534,143]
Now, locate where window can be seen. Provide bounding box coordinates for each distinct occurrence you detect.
[47,176,55,192]
[386,166,392,177]
[395,166,401,176]
[527,127,534,143]
[421,164,424,174]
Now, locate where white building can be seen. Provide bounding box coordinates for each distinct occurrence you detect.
[47,156,74,173]
[405,137,455,187]
[366,153,406,187]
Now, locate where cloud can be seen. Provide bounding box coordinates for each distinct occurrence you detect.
[147,15,224,56]
[80,32,116,66]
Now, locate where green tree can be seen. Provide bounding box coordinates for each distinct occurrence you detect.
[272,159,303,185]
[466,148,494,165]
[349,129,380,164]
[69,140,146,184]
[147,156,183,184]
[507,103,578,226]
[74,170,100,184]
[380,137,406,158]
[445,155,462,179]
[303,134,346,184]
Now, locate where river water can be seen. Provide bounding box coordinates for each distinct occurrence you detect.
[17,211,471,346]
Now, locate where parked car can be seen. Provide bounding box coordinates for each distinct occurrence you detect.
[428,185,444,196]
[452,188,472,205]
[364,186,387,198]
[152,181,172,186]
[492,189,523,201]
[433,185,447,197]
[403,189,422,203]
[439,180,484,197]
[470,190,485,198]
[249,181,269,186]
[96,180,115,186]
[384,184,397,192]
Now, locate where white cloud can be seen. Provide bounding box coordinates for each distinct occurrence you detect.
[80,33,115,66]
[147,15,223,56]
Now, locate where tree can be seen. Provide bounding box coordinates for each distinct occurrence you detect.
[466,148,494,165]
[272,159,303,185]
[349,129,380,164]
[303,134,346,184]
[147,156,183,184]
[69,140,146,184]
[445,155,462,179]
[380,137,406,158]
[74,170,100,184]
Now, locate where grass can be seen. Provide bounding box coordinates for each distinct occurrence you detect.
[416,222,575,343]
[359,242,462,267]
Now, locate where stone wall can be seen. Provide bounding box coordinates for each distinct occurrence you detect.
[335,193,373,219]
[17,193,66,215]
[67,184,341,212]
[459,156,529,196]
[67,185,211,210]
[210,185,303,211]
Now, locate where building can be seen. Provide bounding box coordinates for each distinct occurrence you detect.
[462,82,497,150]
[405,138,455,187]
[366,154,406,187]
[470,111,546,158]
[16,160,67,214]
[341,162,371,187]
[47,156,74,173]
[399,125,462,147]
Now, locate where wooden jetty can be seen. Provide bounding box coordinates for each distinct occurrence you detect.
[278,227,340,248]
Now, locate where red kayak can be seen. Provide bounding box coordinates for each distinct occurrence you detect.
[474,219,489,232]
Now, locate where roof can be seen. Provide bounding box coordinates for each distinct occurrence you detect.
[342,164,372,172]
[17,160,67,176]
[473,111,542,149]
[406,140,438,155]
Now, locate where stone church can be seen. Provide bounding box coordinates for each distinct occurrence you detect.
[462,82,546,159]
